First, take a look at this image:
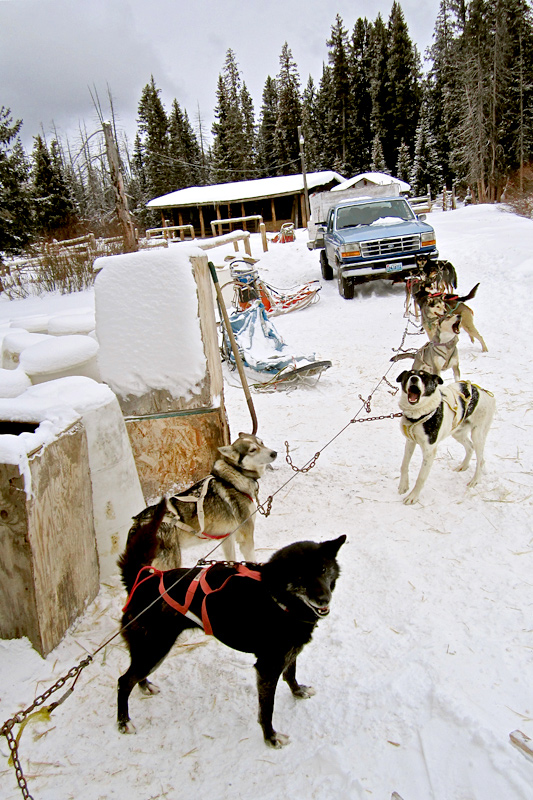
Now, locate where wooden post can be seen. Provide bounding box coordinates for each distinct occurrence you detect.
[178,211,184,240]
[244,234,252,256]
[300,194,307,229]
[199,206,205,238]
[442,186,447,212]
[102,121,137,253]
[298,125,311,222]
[271,198,277,228]
[260,222,268,252]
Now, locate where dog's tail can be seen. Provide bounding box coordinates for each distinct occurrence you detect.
[118,498,168,592]
[457,282,480,303]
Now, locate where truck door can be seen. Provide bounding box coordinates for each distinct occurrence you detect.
[324,208,335,268]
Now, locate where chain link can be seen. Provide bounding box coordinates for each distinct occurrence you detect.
[4,728,34,800]
[1,655,93,798]
[358,394,372,413]
[257,495,273,517]
[285,441,321,473]
[351,412,403,424]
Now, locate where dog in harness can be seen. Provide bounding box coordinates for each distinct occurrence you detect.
[117,534,346,748]
[396,370,495,504]
[391,312,462,381]
[417,283,488,353]
[123,433,277,570]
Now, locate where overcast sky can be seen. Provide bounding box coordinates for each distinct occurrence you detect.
[1,0,441,155]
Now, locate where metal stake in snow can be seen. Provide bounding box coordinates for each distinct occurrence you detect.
[208,261,258,435]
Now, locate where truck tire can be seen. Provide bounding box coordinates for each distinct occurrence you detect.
[320,251,334,281]
[338,273,355,299]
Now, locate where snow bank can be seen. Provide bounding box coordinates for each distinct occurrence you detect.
[2,331,52,368]
[47,310,95,335]
[19,335,100,382]
[94,247,206,400]
[0,365,31,398]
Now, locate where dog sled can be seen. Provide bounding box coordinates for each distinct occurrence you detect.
[229,260,321,316]
[271,222,295,243]
[220,300,331,392]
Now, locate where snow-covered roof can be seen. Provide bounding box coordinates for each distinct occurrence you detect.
[331,172,410,193]
[147,171,344,209]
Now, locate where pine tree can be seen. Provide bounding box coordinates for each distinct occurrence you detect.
[395,139,412,182]
[168,99,202,188]
[240,82,257,172]
[137,76,171,202]
[368,15,390,170]
[348,18,374,173]
[211,49,256,182]
[409,100,443,195]
[384,2,421,170]
[0,107,33,256]
[274,42,302,175]
[300,75,322,172]
[326,14,351,173]
[314,63,336,170]
[371,134,389,173]
[32,135,76,237]
[257,76,279,176]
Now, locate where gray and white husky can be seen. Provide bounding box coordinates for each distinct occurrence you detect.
[124,433,277,568]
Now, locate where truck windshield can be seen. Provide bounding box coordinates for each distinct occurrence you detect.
[336,199,415,230]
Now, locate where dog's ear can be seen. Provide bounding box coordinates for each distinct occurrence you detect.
[321,535,346,558]
[396,371,406,383]
[437,376,443,384]
[217,445,239,463]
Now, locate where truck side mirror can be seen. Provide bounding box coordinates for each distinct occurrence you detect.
[417,213,426,221]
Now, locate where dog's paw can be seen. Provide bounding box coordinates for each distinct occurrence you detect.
[403,492,419,505]
[466,476,479,489]
[139,680,160,696]
[292,685,316,699]
[118,720,136,734]
[454,463,468,473]
[265,732,290,748]
[398,480,409,494]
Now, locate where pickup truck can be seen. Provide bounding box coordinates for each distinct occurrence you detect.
[309,196,438,299]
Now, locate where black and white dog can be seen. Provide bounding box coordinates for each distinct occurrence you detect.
[396,370,495,505]
[117,534,346,748]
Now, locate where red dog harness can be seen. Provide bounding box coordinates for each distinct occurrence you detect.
[123,563,261,635]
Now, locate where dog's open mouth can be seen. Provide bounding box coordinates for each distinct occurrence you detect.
[298,594,330,617]
[407,386,421,404]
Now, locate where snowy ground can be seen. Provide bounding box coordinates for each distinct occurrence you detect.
[1,205,533,799]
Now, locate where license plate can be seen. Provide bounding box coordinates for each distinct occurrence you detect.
[386,262,403,273]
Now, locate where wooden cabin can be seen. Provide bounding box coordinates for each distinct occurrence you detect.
[146,171,344,237]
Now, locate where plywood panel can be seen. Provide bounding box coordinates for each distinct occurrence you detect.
[126,409,227,502]
[0,422,99,655]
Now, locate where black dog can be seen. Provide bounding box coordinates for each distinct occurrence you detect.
[117,534,346,748]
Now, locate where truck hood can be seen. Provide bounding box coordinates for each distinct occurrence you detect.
[337,219,433,244]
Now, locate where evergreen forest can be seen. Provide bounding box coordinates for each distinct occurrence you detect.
[2,0,533,255]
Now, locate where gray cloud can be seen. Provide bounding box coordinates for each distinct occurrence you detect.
[1,0,440,153]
